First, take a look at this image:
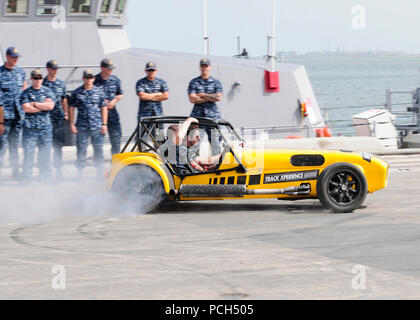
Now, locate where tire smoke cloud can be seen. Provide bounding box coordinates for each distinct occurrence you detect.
[0,177,161,225]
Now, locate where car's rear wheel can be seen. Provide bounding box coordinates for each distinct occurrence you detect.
[317,163,368,213]
[112,165,166,214]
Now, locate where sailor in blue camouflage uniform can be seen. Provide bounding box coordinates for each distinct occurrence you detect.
[69,69,108,178]
[188,58,223,155]
[94,58,124,155]
[0,47,27,178]
[0,91,4,136]
[43,60,68,178]
[0,91,5,142]
[20,69,55,182]
[136,61,169,120]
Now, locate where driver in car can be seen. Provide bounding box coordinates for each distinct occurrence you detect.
[158,117,222,174]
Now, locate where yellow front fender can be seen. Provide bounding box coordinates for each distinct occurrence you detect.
[107,152,173,193]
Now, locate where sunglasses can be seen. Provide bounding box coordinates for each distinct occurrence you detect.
[146,69,156,72]
[33,76,43,80]
[84,76,94,79]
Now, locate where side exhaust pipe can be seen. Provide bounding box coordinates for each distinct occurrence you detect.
[246,185,311,196]
[179,184,311,198]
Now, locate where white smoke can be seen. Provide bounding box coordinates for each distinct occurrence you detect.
[0,175,163,225]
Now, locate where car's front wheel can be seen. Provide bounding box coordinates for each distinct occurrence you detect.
[112,165,166,214]
[317,163,368,213]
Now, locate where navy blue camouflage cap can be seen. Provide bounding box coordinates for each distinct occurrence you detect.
[199,58,210,66]
[83,69,95,78]
[31,69,43,79]
[6,46,21,58]
[46,60,59,70]
[145,61,157,71]
[101,58,116,69]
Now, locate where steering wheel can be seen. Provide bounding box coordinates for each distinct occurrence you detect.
[208,142,229,170]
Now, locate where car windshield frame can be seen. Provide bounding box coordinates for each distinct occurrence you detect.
[121,116,247,176]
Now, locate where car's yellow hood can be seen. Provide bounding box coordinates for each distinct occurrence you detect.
[235,148,333,170]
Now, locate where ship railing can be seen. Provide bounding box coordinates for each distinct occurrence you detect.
[240,124,317,140]
[385,89,420,134]
[240,121,406,143]
[320,98,418,136]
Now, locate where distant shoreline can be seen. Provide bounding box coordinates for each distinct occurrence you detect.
[277,52,420,59]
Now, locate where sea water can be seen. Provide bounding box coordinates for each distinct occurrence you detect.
[287,56,420,136]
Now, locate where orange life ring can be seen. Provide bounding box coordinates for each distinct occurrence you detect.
[316,127,333,138]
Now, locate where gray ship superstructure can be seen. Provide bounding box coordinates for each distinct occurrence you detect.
[0,0,327,138]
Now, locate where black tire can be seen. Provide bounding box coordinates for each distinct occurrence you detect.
[317,163,368,213]
[112,165,166,214]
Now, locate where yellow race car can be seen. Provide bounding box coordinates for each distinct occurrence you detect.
[107,116,389,213]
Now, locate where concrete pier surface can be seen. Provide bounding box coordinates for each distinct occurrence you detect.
[0,154,419,299]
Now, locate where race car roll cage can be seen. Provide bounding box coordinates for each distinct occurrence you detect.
[121,116,247,177]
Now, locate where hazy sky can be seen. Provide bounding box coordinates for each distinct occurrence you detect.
[126,0,420,57]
